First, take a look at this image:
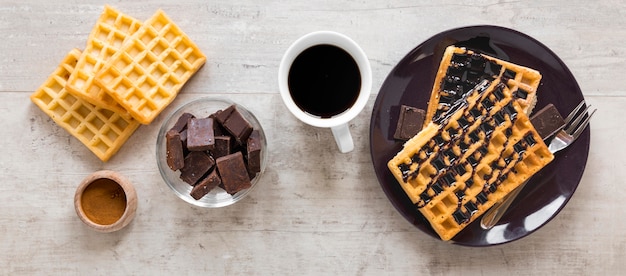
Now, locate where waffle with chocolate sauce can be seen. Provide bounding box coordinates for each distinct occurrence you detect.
[30,49,141,162]
[424,46,542,128]
[387,79,553,241]
[95,9,206,124]
[65,5,142,117]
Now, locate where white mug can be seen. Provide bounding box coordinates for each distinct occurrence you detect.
[278,31,372,153]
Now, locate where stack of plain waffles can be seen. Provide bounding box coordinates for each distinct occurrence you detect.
[30,6,206,161]
[387,46,554,241]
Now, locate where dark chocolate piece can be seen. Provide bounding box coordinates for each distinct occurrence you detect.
[187,117,215,151]
[211,116,229,136]
[530,104,565,139]
[210,136,232,159]
[166,130,185,171]
[180,151,215,185]
[393,105,425,140]
[213,105,235,125]
[190,170,222,200]
[222,106,253,144]
[216,152,251,194]
[246,130,262,174]
[180,129,188,152]
[169,112,195,133]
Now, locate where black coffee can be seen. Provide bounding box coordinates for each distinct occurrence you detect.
[288,44,361,118]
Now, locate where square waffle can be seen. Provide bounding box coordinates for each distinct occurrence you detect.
[424,46,542,127]
[65,5,142,117]
[30,49,141,162]
[95,9,207,124]
[388,78,554,241]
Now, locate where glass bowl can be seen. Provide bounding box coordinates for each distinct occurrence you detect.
[156,97,268,207]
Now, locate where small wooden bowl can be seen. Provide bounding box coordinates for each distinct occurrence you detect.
[74,170,137,233]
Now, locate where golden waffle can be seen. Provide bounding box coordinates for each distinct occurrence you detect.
[424,46,542,128]
[30,49,141,162]
[95,9,207,124]
[388,79,553,241]
[65,5,142,117]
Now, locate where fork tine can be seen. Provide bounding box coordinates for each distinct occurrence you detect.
[570,108,596,140]
[564,104,592,134]
[564,101,586,126]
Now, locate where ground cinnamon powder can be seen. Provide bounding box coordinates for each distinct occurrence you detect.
[81,178,127,225]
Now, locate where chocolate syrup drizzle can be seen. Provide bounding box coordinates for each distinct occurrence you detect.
[433,51,502,122]
[397,50,540,226]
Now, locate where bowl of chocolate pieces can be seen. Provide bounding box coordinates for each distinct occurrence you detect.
[156,97,267,207]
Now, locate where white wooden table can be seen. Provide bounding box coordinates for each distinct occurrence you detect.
[1,1,624,274]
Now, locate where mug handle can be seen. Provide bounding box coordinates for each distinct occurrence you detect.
[331,123,354,153]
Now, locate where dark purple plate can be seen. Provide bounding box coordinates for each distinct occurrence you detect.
[370,25,590,246]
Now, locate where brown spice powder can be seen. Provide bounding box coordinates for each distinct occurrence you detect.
[81,178,127,225]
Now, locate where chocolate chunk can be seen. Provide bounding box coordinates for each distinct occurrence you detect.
[166,130,185,171]
[213,105,235,125]
[169,112,195,133]
[216,152,251,194]
[530,104,565,139]
[246,130,262,174]
[222,107,253,144]
[190,170,222,200]
[393,105,426,140]
[180,151,215,185]
[212,105,253,144]
[187,117,215,151]
[180,129,188,151]
[211,116,229,136]
[210,136,232,159]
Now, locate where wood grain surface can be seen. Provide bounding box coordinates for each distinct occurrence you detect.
[1,0,624,274]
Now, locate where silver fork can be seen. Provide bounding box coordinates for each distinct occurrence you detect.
[480,100,597,230]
